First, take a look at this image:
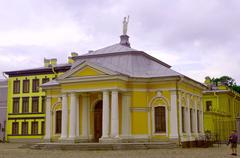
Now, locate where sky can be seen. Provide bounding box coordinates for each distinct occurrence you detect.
[0,0,240,84]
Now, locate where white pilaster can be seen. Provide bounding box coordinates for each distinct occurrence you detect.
[44,97,52,141]
[187,95,191,138]
[200,98,204,133]
[60,94,68,140]
[194,101,198,136]
[170,90,178,139]
[121,93,131,138]
[69,93,77,140]
[76,95,80,137]
[111,90,119,138]
[102,91,110,138]
[82,94,89,138]
[179,95,182,136]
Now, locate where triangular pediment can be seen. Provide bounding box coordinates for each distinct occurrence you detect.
[71,65,106,77]
[58,60,118,80]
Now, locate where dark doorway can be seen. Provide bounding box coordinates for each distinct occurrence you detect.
[94,100,102,142]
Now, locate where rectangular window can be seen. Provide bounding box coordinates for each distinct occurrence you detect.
[206,101,212,111]
[42,78,49,84]
[22,97,29,113]
[182,107,185,133]
[12,122,19,135]
[22,79,30,93]
[13,80,20,94]
[32,97,39,113]
[197,110,200,132]
[55,111,62,134]
[190,109,194,132]
[41,121,45,135]
[22,122,28,135]
[13,98,19,114]
[31,121,38,135]
[32,79,39,92]
[42,97,46,113]
[154,106,166,133]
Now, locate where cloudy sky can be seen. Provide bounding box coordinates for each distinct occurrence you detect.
[0,0,240,84]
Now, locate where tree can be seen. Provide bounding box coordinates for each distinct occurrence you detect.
[207,76,240,94]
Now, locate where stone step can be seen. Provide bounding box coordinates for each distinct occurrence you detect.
[29,142,178,150]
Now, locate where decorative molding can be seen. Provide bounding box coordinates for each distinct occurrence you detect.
[130,107,150,112]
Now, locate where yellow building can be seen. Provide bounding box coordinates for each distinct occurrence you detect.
[203,79,240,141]
[41,34,206,144]
[4,59,72,142]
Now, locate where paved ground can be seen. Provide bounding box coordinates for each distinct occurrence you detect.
[0,143,239,158]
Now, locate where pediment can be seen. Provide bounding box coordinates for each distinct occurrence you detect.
[58,61,118,80]
[71,65,106,77]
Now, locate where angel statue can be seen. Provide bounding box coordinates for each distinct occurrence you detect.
[123,16,129,35]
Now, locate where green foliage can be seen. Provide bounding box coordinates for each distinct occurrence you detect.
[207,75,240,94]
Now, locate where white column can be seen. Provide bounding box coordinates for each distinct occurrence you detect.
[111,90,119,138]
[122,93,131,137]
[170,90,178,139]
[76,95,80,137]
[187,95,191,138]
[69,93,77,140]
[61,94,68,139]
[179,95,182,136]
[82,94,89,138]
[102,91,110,138]
[44,97,52,141]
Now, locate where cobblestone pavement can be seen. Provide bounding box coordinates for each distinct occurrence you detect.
[0,143,239,158]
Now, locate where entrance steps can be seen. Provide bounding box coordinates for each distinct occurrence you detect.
[29,142,178,150]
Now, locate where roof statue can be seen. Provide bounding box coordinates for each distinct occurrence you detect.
[123,16,129,35]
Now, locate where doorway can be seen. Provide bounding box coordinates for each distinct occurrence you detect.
[94,100,103,142]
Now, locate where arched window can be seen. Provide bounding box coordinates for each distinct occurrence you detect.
[154,106,166,133]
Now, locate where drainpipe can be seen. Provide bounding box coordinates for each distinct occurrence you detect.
[176,76,184,146]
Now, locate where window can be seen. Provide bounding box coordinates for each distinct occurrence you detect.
[22,122,28,135]
[206,101,212,111]
[12,122,19,135]
[13,98,19,114]
[32,79,39,92]
[182,107,185,133]
[22,97,29,113]
[13,80,20,94]
[42,77,49,84]
[32,97,39,113]
[22,79,30,93]
[154,106,166,133]
[190,109,194,132]
[42,97,46,113]
[31,122,38,135]
[55,111,62,134]
[41,121,45,135]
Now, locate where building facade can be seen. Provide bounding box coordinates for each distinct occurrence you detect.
[42,35,206,144]
[203,78,240,141]
[4,60,71,142]
[0,80,8,141]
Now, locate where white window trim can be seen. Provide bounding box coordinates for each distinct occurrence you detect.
[152,105,168,136]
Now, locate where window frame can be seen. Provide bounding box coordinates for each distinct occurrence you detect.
[21,122,28,135]
[32,78,39,93]
[31,121,38,135]
[22,79,30,93]
[12,98,20,114]
[55,110,62,134]
[32,97,39,113]
[12,122,19,135]
[22,97,29,113]
[13,80,20,94]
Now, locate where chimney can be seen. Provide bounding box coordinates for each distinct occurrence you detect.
[120,35,130,47]
[44,58,51,67]
[50,58,57,67]
[68,52,78,64]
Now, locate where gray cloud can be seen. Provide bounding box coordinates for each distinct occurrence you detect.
[0,0,240,83]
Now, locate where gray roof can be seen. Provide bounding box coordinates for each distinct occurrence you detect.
[72,44,182,78]
[42,80,59,87]
[83,43,139,56]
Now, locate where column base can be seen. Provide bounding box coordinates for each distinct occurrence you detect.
[99,137,122,143]
[43,137,51,143]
